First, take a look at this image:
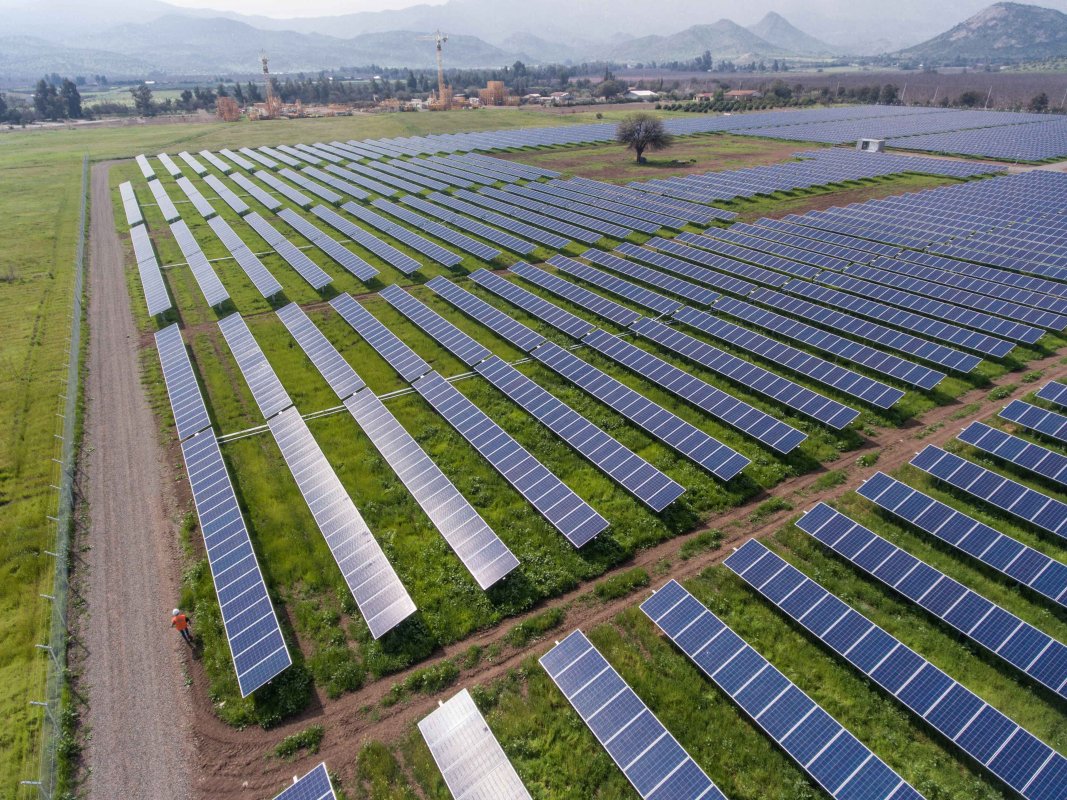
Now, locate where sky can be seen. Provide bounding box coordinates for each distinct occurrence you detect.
[163,0,445,15]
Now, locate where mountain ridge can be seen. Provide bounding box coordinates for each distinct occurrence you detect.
[900,1,1067,60]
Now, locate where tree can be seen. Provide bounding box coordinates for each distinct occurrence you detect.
[957,90,983,108]
[0,93,6,120]
[879,83,899,105]
[33,79,59,119]
[616,112,673,163]
[596,79,627,98]
[1029,92,1049,112]
[130,84,154,116]
[60,78,82,118]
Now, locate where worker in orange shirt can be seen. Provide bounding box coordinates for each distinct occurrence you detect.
[171,608,193,645]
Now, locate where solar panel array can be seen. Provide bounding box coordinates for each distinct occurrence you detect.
[135,153,155,180]
[418,689,532,800]
[199,150,232,174]
[400,195,536,255]
[310,205,419,275]
[220,148,253,170]
[229,172,282,211]
[372,198,500,261]
[128,211,171,316]
[271,762,336,800]
[1036,381,1067,409]
[171,220,230,307]
[429,191,570,249]
[148,178,181,223]
[797,503,1067,698]
[1000,399,1067,444]
[277,207,378,282]
[329,293,431,381]
[119,181,143,226]
[244,212,333,289]
[911,445,1067,540]
[276,303,366,400]
[857,471,1067,609]
[254,169,314,209]
[155,324,211,442]
[278,167,343,205]
[725,538,1067,800]
[959,421,1067,488]
[455,189,602,245]
[540,630,727,800]
[342,201,462,267]
[641,579,925,800]
[301,165,369,200]
[206,216,283,298]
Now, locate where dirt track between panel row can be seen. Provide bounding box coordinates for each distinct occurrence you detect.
[82,161,196,800]
[80,155,1067,799]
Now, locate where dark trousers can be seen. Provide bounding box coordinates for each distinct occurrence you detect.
[179,628,192,643]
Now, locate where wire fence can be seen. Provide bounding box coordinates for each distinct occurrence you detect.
[27,154,88,799]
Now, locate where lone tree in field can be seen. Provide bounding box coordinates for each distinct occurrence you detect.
[616,113,673,163]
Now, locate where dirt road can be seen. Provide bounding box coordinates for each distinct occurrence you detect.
[82,161,197,800]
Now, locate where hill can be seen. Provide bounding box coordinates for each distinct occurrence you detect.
[899,2,1067,62]
[748,12,839,56]
[606,19,791,63]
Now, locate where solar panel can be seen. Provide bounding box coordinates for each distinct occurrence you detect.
[181,431,292,696]
[311,205,421,275]
[512,262,641,328]
[1000,399,1067,444]
[157,152,182,178]
[503,183,660,234]
[330,293,431,382]
[170,220,230,307]
[1036,381,1067,410]
[540,630,727,800]
[135,154,156,180]
[344,388,518,588]
[400,195,535,256]
[260,146,302,168]
[546,256,681,317]
[614,243,755,297]
[276,208,378,282]
[581,249,720,307]
[217,313,293,419]
[278,167,343,205]
[268,406,417,637]
[239,147,276,169]
[747,288,981,374]
[378,284,491,365]
[418,689,532,800]
[910,445,1067,541]
[301,165,369,200]
[797,503,1067,699]
[243,212,333,289]
[254,169,314,209]
[204,174,249,215]
[481,186,632,239]
[582,328,808,454]
[470,269,595,339]
[199,150,232,174]
[342,202,462,267]
[641,580,924,800]
[425,276,546,352]
[959,421,1067,488]
[413,371,608,547]
[372,198,500,261]
[342,160,425,193]
[149,179,181,223]
[205,216,283,298]
[428,191,571,250]
[175,176,216,219]
[857,471,1067,609]
[324,164,396,197]
[154,324,211,442]
[476,355,684,512]
[631,316,861,429]
[725,538,1067,800]
[230,172,283,211]
[454,189,602,245]
[219,149,254,171]
[119,181,143,227]
[276,303,365,401]
[178,151,208,176]
[713,296,945,391]
[271,762,336,800]
[648,237,790,287]
[129,225,171,316]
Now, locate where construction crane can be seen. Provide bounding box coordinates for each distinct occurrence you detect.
[417,30,451,110]
[260,53,281,119]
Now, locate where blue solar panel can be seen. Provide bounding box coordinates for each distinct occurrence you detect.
[342,201,462,267]
[725,538,1067,800]
[547,256,682,317]
[181,430,292,696]
[959,422,1067,488]
[206,216,283,298]
[1036,381,1067,410]
[271,762,336,800]
[455,189,602,245]
[154,324,211,443]
[278,167,343,205]
[229,172,282,211]
[857,472,1067,610]
[911,445,1067,541]
[581,328,807,454]
[324,164,396,197]
[428,191,571,249]
[613,243,756,297]
[204,174,249,215]
[378,284,491,366]
[676,231,820,280]
[243,212,333,289]
[311,205,421,275]
[502,183,659,234]
[797,503,1067,698]
[129,225,171,316]
[425,276,547,353]
[412,371,608,547]
[217,313,293,419]
[399,195,535,255]
[470,268,595,339]
[581,249,721,307]
[641,579,925,800]
[301,165,369,200]
[372,198,500,261]
[330,293,431,382]
[648,237,790,287]
[342,160,425,193]
[253,169,313,209]
[174,176,216,219]
[512,262,642,328]
[540,630,727,800]
[1000,399,1067,444]
[276,208,378,282]
[170,220,230,307]
[276,303,365,401]
[536,181,687,229]
[482,185,631,239]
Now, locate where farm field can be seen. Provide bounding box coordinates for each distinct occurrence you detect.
[8,103,1067,800]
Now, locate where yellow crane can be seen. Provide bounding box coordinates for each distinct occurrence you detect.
[260,53,281,119]
[417,30,451,110]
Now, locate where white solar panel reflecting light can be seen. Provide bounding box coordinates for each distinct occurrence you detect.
[271,762,336,800]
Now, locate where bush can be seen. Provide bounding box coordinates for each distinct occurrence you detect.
[309,646,366,698]
[503,607,566,648]
[274,725,324,759]
[749,497,793,524]
[988,384,1016,401]
[812,470,847,491]
[594,568,650,601]
[857,451,880,468]
[679,530,723,561]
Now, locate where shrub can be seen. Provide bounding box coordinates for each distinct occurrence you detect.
[679,530,723,561]
[749,497,794,524]
[594,568,650,601]
[503,607,566,648]
[274,725,324,759]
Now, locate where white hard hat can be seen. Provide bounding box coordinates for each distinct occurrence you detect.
[172,608,181,616]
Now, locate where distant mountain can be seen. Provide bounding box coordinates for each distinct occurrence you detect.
[899,2,1067,61]
[606,19,791,63]
[748,12,839,55]
[0,35,154,80]
[494,33,584,65]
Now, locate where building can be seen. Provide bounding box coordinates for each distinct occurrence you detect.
[626,89,659,101]
[549,91,573,105]
[478,80,508,106]
[724,89,762,100]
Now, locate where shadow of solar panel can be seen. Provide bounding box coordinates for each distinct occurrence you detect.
[798,504,1067,698]
[413,371,607,547]
[911,445,1067,541]
[271,762,336,800]
[418,689,532,800]
[641,580,924,800]
[217,313,293,420]
[330,293,431,382]
[181,431,291,696]
[540,630,727,800]
[1000,399,1067,444]
[155,324,211,442]
[725,538,1067,800]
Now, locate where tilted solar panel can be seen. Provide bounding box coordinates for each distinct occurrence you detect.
[614,243,755,298]
[119,181,143,227]
[243,212,333,289]
[135,154,156,180]
[276,303,366,401]
[219,148,253,171]
[311,205,420,275]
[959,422,1067,488]
[329,293,431,382]
[400,195,535,255]
[277,208,378,282]
[378,284,491,365]
[797,503,1067,698]
[725,538,1067,800]
[911,445,1067,540]
[1036,381,1067,410]
[178,151,208,176]
[546,256,681,317]
[271,762,336,800]
[540,630,727,800]
[254,169,313,209]
[278,167,343,205]
[425,276,546,353]
[129,225,171,316]
[170,220,230,307]
[342,202,463,267]
[149,179,181,223]
[204,174,249,216]
[199,150,232,174]
[470,269,594,340]
[641,579,925,800]
[1000,399,1067,444]
[181,431,292,696]
[217,313,293,419]
[155,324,211,442]
[206,216,283,298]
[230,172,282,211]
[372,198,500,261]
[581,249,720,307]
[511,262,641,328]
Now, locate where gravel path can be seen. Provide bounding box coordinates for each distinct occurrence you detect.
[82,161,196,800]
